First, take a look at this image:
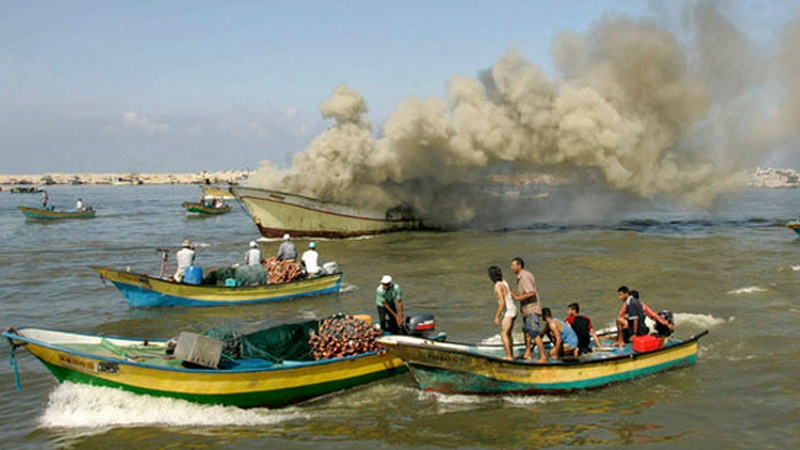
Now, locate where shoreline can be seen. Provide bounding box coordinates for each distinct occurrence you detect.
[0,170,251,186]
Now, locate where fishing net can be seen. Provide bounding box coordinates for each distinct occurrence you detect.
[309,314,383,360]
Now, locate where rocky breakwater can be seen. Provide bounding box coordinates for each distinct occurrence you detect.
[0,170,251,186]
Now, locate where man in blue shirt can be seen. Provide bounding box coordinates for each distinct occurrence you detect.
[376,275,403,334]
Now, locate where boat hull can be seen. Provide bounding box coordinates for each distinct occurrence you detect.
[4,327,406,408]
[231,186,420,238]
[18,206,96,220]
[181,201,231,215]
[787,221,800,236]
[378,333,706,394]
[93,266,343,307]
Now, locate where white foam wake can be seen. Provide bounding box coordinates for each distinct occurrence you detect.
[726,286,767,295]
[791,265,800,272]
[39,383,308,429]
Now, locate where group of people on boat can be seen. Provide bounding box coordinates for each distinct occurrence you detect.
[172,233,327,284]
[38,190,91,212]
[489,257,674,362]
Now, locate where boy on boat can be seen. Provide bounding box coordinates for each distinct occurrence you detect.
[565,302,603,354]
[540,307,579,360]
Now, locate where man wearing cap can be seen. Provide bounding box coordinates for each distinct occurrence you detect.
[245,241,262,266]
[301,241,320,276]
[174,239,196,282]
[376,275,404,334]
[276,233,297,261]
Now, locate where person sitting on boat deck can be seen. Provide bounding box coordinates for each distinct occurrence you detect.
[174,239,196,282]
[617,290,675,337]
[76,198,84,211]
[614,286,649,346]
[376,275,404,334]
[565,302,603,354]
[212,197,223,208]
[276,233,298,261]
[301,241,321,276]
[245,241,262,266]
[490,266,517,361]
[540,307,579,359]
[509,257,544,361]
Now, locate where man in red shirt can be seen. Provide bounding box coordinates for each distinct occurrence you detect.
[565,302,603,354]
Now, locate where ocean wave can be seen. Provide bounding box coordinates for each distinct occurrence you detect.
[791,265,800,272]
[39,383,308,429]
[727,286,767,295]
[673,312,728,328]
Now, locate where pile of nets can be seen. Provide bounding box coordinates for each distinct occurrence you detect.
[264,257,304,284]
[309,314,383,360]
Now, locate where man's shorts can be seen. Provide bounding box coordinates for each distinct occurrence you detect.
[523,313,541,338]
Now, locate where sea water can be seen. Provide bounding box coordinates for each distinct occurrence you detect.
[1,184,799,449]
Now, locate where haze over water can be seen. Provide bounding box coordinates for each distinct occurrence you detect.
[1,184,798,449]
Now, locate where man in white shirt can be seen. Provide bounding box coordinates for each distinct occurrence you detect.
[301,241,320,276]
[245,241,262,266]
[174,239,196,281]
[76,198,84,211]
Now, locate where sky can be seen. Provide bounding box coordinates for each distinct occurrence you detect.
[1,0,798,175]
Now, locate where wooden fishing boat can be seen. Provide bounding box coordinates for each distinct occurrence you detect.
[18,206,96,220]
[787,221,800,237]
[92,266,343,307]
[181,201,231,215]
[2,324,409,408]
[377,330,708,395]
[10,186,42,194]
[230,186,420,238]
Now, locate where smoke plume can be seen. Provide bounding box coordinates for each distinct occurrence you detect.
[250,4,798,228]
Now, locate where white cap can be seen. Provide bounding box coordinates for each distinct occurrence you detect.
[282,233,291,240]
[380,275,393,284]
[249,241,257,248]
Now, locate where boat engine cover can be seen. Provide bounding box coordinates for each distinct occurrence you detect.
[405,313,435,337]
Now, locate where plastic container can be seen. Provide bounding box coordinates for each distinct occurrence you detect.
[632,335,663,353]
[183,265,203,285]
[224,278,237,287]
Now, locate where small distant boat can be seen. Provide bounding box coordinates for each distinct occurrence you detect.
[3,322,412,409]
[10,186,42,194]
[92,266,343,307]
[231,186,421,238]
[787,220,800,237]
[377,331,708,395]
[181,201,231,215]
[18,206,96,220]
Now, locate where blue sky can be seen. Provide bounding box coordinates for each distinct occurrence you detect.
[1,1,797,174]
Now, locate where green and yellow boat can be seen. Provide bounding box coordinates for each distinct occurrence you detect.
[18,206,96,220]
[378,331,708,395]
[92,266,343,307]
[3,323,408,408]
[181,201,231,215]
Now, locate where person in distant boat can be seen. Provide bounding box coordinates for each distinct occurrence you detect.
[301,241,321,276]
[40,190,49,208]
[565,302,603,354]
[376,275,403,334]
[614,286,649,346]
[213,198,224,209]
[174,239,196,282]
[489,266,516,361]
[276,233,298,261]
[619,290,674,337]
[245,241,262,266]
[540,307,579,359]
[509,257,545,361]
[76,198,84,211]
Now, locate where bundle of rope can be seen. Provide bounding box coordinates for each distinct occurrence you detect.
[309,315,383,360]
[263,257,304,284]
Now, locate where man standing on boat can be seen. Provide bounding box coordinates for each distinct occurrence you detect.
[510,257,546,361]
[76,198,84,211]
[174,239,196,282]
[40,190,48,209]
[245,241,262,266]
[276,234,298,261]
[376,275,403,334]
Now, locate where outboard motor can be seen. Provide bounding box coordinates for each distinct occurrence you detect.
[404,313,436,338]
[654,310,674,337]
